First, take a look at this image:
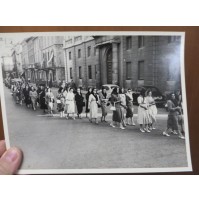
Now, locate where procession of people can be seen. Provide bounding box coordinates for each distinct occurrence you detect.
[8,79,185,140]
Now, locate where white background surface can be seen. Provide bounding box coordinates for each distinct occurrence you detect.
[0,0,198,201]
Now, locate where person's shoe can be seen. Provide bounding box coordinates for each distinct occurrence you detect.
[110,123,115,128]
[132,123,136,126]
[146,129,151,133]
[152,127,156,130]
[179,135,185,139]
[140,128,145,133]
[163,132,170,137]
[120,126,125,130]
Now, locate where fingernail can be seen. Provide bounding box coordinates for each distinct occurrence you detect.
[3,149,19,163]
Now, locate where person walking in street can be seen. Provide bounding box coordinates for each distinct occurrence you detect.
[39,86,48,113]
[125,89,136,126]
[145,90,158,130]
[23,85,31,108]
[88,88,100,124]
[29,86,38,111]
[99,87,109,122]
[119,88,127,127]
[45,88,55,114]
[137,89,151,133]
[85,88,92,118]
[56,88,65,118]
[110,87,125,130]
[65,88,76,120]
[163,93,185,139]
[75,88,85,119]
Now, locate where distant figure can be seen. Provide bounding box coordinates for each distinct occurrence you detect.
[125,89,135,126]
[75,88,85,119]
[99,87,109,122]
[65,88,75,120]
[70,79,77,91]
[29,86,38,111]
[23,85,31,108]
[85,88,92,118]
[40,86,48,113]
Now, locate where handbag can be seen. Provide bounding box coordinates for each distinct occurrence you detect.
[110,102,116,111]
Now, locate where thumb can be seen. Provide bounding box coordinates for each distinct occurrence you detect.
[0,147,23,175]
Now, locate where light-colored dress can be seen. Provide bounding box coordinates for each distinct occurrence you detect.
[88,94,99,119]
[99,92,108,116]
[146,96,157,122]
[119,93,126,122]
[66,92,75,113]
[137,96,151,125]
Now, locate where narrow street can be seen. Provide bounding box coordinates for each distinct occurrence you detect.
[3,86,188,170]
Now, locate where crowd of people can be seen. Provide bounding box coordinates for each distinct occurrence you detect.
[9,80,185,139]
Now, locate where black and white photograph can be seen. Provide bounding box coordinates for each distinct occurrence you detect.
[0,32,192,174]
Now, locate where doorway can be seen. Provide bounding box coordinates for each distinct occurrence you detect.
[106,48,112,84]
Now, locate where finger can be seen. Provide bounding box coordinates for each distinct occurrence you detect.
[0,147,23,175]
[0,140,6,157]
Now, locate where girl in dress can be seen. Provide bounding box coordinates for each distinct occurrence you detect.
[137,89,151,133]
[23,85,31,108]
[110,87,125,130]
[119,88,127,127]
[125,89,135,126]
[88,88,100,124]
[99,87,109,122]
[85,88,92,118]
[45,88,54,114]
[75,88,84,119]
[65,88,75,120]
[56,88,65,118]
[145,90,158,130]
[39,86,48,113]
[163,93,185,139]
[29,86,38,111]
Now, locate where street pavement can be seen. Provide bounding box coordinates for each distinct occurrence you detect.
[3,86,188,171]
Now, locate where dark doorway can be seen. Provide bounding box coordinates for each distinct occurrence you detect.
[106,48,112,84]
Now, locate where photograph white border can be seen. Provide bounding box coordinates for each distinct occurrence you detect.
[0,31,192,174]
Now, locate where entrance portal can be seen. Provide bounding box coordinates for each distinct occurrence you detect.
[106,48,112,84]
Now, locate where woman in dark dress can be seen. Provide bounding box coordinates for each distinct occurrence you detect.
[85,87,92,118]
[75,88,84,119]
[23,85,31,108]
[110,87,125,130]
[40,86,48,113]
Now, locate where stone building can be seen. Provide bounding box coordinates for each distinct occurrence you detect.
[63,35,182,93]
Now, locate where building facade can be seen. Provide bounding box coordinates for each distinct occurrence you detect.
[63,35,181,93]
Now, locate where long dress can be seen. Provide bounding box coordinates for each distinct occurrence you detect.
[45,92,54,110]
[167,100,180,131]
[56,93,65,112]
[23,88,31,106]
[111,93,122,123]
[85,92,91,113]
[137,96,151,125]
[66,92,75,113]
[119,93,126,123]
[75,93,84,115]
[29,90,38,108]
[88,94,99,119]
[126,94,134,118]
[40,90,48,110]
[99,92,108,116]
[146,96,157,122]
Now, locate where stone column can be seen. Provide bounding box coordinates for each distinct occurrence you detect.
[95,47,101,88]
[112,42,119,85]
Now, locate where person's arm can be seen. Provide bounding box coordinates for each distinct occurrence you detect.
[0,140,23,175]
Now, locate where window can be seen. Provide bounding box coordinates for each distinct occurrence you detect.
[138,61,144,80]
[94,47,96,56]
[126,62,132,80]
[138,36,144,48]
[78,49,81,58]
[69,52,72,60]
[87,46,91,57]
[70,67,72,79]
[126,37,132,50]
[88,65,92,79]
[168,36,180,43]
[95,65,97,79]
[79,66,82,79]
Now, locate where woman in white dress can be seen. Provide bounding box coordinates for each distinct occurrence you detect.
[137,90,151,133]
[88,88,100,124]
[65,88,75,120]
[146,90,158,130]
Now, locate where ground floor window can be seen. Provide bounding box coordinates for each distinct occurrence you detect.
[138,61,144,80]
[88,65,92,79]
[126,62,132,80]
[79,66,82,79]
[70,67,72,79]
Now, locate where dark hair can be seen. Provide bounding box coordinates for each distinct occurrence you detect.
[92,88,97,94]
[112,87,119,95]
[140,89,146,97]
[88,87,92,92]
[146,90,152,96]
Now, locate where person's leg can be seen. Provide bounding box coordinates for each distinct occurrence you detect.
[140,124,145,132]
[119,122,125,129]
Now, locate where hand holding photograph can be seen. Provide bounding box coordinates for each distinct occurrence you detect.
[0,31,192,174]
